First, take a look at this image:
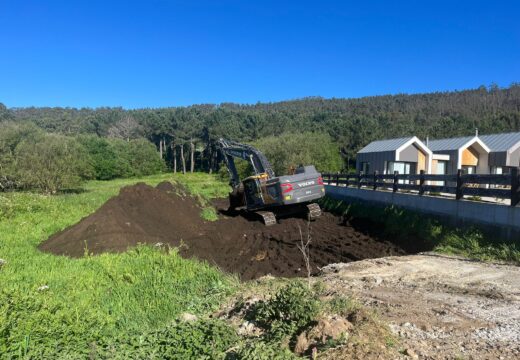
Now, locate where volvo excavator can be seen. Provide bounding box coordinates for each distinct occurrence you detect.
[217,138,325,226]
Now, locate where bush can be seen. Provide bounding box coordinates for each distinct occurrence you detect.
[249,282,320,341]
[78,135,165,180]
[15,134,93,193]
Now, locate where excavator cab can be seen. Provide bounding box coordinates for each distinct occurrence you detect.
[243,177,264,209]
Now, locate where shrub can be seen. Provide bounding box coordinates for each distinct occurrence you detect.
[78,136,165,180]
[250,282,320,340]
[15,134,93,193]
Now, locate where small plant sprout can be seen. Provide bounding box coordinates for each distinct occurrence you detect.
[297,218,312,289]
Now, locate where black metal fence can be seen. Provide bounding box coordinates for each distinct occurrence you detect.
[322,168,520,207]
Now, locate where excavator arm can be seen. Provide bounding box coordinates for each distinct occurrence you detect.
[217,138,275,189]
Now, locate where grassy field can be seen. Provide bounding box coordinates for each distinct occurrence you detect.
[0,173,237,358]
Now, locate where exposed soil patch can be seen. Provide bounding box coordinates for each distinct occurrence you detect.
[320,255,520,359]
[40,182,406,280]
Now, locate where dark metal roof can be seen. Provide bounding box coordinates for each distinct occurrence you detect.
[427,136,475,151]
[480,132,520,152]
[358,137,414,154]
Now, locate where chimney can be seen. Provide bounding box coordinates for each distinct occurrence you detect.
[475,128,479,137]
[426,136,429,147]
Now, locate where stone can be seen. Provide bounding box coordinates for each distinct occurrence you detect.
[180,313,198,322]
[294,332,309,354]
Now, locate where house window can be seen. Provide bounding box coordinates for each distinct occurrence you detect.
[461,165,476,174]
[386,161,412,175]
[436,160,448,186]
[386,161,414,184]
[491,166,510,175]
[436,161,448,175]
[360,162,370,174]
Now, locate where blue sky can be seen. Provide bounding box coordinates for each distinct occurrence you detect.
[0,0,518,108]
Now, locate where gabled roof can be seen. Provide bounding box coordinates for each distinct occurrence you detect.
[358,137,414,153]
[427,136,475,151]
[480,132,520,152]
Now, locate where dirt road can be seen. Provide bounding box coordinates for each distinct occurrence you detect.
[320,254,520,359]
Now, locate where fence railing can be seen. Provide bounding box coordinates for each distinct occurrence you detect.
[322,168,520,207]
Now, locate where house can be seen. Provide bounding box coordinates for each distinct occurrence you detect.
[356,136,432,175]
[427,136,490,175]
[479,132,520,174]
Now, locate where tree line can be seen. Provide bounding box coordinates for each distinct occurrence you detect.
[1,84,519,192]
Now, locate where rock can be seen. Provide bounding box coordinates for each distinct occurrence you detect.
[404,348,418,359]
[294,332,309,354]
[307,315,352,344]
[237,321,256,336]
[180,313,198,322]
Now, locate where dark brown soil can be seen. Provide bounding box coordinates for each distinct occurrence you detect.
[39,182,407,280]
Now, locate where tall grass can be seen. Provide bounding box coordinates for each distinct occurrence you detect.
[320,196,520,264]
[0,173,237,357]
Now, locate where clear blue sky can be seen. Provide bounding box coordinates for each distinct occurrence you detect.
[1,0,519,109]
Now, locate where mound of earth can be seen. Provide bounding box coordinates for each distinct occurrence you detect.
[39,182,205,256]
[40,182,407,280]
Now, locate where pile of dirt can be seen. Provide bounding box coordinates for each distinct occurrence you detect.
[40,182,205,256]
[40,182,407,280]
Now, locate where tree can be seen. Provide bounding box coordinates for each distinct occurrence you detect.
[15,134,93,194]
[107,114,142,141]
[253,132,342,175]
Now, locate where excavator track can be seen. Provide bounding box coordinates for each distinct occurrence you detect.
[256,211,277,226]
[306,203,322,220]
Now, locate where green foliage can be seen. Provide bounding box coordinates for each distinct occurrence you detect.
[250,282,320,341]
[201,206,219,221]
[253,132,343,175]
[8,85,520,170]
[0,174,237,358]
[78,135,165,180]
[232,340,298,360]
[327,296,361,317]
[15,133,93,193]
[320,196,520,263]
[100,319,238,359]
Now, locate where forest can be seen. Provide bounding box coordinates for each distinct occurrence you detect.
[1,84,519,192]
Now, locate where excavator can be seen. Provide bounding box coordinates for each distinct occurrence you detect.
[217,138,325,226]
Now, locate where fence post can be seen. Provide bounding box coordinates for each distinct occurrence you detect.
[419,170,425,195]
[373,171,378,190]
[335,172,339,187]
[393,171,398,193]
[456,169,463,200]
[358,171,363,188]
[511,167,520,206]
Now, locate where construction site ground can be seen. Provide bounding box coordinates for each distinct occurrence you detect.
[320,255,520,359]
[38,181,520,358]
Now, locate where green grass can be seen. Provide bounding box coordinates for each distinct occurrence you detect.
[319,196,520,264]
[0,173,238,357]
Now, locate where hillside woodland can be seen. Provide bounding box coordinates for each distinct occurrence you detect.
[1,84,519,192]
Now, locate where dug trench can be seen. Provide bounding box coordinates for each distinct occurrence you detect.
[40,181,412,280]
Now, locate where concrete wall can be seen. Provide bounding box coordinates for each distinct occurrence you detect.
[325,185,520,240]
[508,147,520,167]
[400,143,420,162]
